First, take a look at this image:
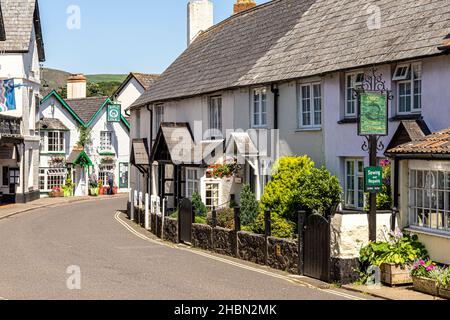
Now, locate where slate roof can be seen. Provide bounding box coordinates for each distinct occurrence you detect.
[132,0,450,107]
[0,0,45,61]
[387,127,450,156]
[114,72,160,101]
[65,96,109,124]
[131,139,150,167]
[37,118,69,131]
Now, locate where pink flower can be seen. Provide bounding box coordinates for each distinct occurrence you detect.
[426,265,435,271]
[419,260,426,266]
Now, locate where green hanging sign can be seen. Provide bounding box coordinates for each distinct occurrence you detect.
[358,92,388,136]
[107,104,121,123]
[364,166,383,193]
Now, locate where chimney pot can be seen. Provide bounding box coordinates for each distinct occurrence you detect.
[233,0,256,15]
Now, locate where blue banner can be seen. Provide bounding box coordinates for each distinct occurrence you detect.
[0,79,16,112]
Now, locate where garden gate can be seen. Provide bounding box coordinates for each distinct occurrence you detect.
[178,198,193,244]
[303,214,331,282]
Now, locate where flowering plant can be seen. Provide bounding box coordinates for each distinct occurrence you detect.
[411,261,450,287]
[52,186,62,193]
[411,260,436,277]
[208,159,240,179]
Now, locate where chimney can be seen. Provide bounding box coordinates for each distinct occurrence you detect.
[67,74,87,99]
[233,0,256,14]
[187,0,213,46]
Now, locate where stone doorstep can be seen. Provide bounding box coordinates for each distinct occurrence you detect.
[342,284,445,301]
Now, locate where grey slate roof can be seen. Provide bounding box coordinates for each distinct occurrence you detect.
[113,72,160,101]
[132,0,450,107]
[37,118,69,131]
[131,139,150,166]
[65,96,108,124]
[0,0,45,61]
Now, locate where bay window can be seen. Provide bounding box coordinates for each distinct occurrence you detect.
[39,168,66,192]
[409,169,450,232]
[252,88,267,128]
[298,83,322,128]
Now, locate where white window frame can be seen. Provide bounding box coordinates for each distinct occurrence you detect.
[208,96,222,138]
[344,159,365,209]
[395,62,422,115]
[45,131,65,153]
[100,131,113,151]
[345,72,365,118]
[204,181,220,212]
[251,88,268,128]
[393,64,411,81]
[99,165,115,186]
[298,82,322,129]
[39,168,67,192]
[186,168,200,199]
[154,104,165,133]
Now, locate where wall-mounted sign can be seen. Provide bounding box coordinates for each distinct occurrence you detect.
[364,166,383,193]
[107,104,121,123]
[358,92,388,136]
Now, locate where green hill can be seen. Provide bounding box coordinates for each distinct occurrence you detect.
[86,74,127,83]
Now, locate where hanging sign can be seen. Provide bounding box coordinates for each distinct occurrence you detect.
[358,92,388,136]
[0,79,17,112]
[364,166,383,193]
[107,104,121,122]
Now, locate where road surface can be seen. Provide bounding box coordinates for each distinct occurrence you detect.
[0,197,375,300]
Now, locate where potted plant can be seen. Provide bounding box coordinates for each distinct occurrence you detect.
[358,229,428,286]
[62,176,74,197]
[437,267,450,299]
[49,186,64,198]
[411,260,439,296]
[208,158,241,179]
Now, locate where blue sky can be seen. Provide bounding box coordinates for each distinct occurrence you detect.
[39,0,269,75]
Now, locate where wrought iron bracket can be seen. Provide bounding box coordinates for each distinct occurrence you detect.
[361,135,385,153]
[352,67,394,100]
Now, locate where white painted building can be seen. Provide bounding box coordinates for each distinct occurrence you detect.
[38,75,131,196]
[0,0,45,204]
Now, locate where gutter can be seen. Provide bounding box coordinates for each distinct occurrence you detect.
[146,104,153,195]
[271,83,279,130]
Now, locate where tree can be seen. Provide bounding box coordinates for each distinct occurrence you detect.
[239,184,259,226]
[192,192,207,217]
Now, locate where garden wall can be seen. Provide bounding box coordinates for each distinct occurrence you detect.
[192,224,213,250]
[267,237,299,274]
[237,232,266,266]
[163,217,178,244]
[213,227,235,257]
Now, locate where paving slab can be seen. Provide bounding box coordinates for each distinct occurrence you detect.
[342,284,444,300]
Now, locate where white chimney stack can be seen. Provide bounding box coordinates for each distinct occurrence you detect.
[187,0,213,46]
[67,74,87,99]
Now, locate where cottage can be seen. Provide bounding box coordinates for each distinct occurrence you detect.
[38,75,131,196]
[0,0,45,204]
[386,127,450,265]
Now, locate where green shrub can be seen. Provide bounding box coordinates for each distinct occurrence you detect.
[192,192,207,217]
[239,184,259,226]
[298,167,342,215]
[252,211,296,239]
[195,215,207,225]
[207,208,235,229]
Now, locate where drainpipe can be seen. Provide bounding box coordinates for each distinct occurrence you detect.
[146,104,153,195]
[393,157,400,209]
[271,83,279,130]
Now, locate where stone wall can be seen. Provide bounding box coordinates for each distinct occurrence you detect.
[267,237,299,274]
[192,224,213,250]
[150,213,162,238]
[237,232,266,265]
[330,258,360,284]
[163,217,178,244]
[151,213,157,235]
[213,227,235,257]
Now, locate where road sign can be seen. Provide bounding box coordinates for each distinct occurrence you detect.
[107,104,121,122]
[364,166,383,193]
[358,92,388,136]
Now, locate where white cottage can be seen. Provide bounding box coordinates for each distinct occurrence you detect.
[0,0,45,204]
[38,75,131,196]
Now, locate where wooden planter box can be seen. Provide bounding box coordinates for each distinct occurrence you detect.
[380,263,413,286]
[439,285,450,300]
[49,191,64,198]
[412,276,439,296]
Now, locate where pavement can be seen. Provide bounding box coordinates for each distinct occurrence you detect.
[342,284,444,301]
[0,196,377,300]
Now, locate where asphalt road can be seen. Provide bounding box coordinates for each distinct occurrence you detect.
[0,197,375,300]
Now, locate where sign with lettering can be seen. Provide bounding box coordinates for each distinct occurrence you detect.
[364,166,383,193]
[107,104,121,123]
[358,92,388,136]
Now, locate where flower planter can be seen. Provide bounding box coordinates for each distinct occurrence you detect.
[89,188,99,197]
[439,285,450,300]
[412,276,439,296]
[113,186,118,195]
[49,191,64,198]
[380,263,412,286]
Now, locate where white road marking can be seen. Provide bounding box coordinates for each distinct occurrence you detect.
[114,212,366,301]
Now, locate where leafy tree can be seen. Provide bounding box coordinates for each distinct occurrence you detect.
[77,125,91,148]
[239,184,259,226]
[192,192,207,217]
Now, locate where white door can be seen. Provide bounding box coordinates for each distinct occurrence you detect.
[75,167,86,196]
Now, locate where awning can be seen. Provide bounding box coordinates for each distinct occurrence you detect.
[131,138,150,174]
[67,149,93,167]
[226,132,259,157]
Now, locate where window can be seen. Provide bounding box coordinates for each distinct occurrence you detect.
[186,168,199,199]
[345,159,365,209]
[39,168,67,191]
[100,131,113,151]
[155,104,164,132]
[395,62,422,114]
[345,72,364,117]
[209,96,222,137]
[298,83,322,128]
[205,183,220,212]
[409,170,450,233]
[99,165,115,186]
[9,169,20,185]
[252,88,267,128]
[47,131,65,153]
